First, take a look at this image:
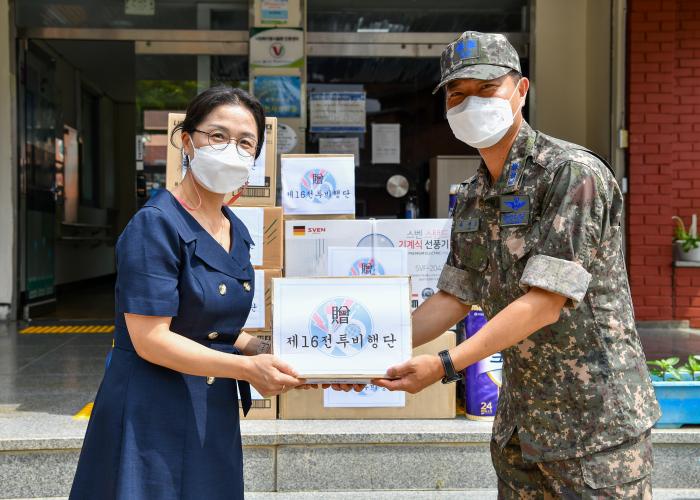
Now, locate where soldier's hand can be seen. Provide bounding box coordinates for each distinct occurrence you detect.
[322,383,366,392]
[371,354,444,394]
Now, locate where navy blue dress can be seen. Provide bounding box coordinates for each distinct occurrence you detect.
[70,190,255,500]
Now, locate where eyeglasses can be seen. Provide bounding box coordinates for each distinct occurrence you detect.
[193,129,257,158]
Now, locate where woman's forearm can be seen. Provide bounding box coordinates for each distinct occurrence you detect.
[449,287,566,371]
[125,315,252,379]
[235,332,271,356]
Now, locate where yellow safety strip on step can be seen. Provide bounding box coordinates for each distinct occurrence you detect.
[20,325,115,334]
[73,402,94,420]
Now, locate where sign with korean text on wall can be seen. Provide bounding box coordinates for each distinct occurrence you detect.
[253,75,302,118]
[273,277,412,382]
[309,92,366,133]
[254,0,302,27]
[281,154,355,215]
[250,28,304,68]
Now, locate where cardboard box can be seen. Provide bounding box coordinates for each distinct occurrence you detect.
[239,332,277,420]
[272,276,412,384]
[165,112,185,191]
[166,114,278,208]
[229,206,283,269]
[281,154,356,216]
[244,269,281,332]
[284,219,452,309]
[279,332,457,419]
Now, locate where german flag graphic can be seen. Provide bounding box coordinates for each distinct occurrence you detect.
[293,225,306,236]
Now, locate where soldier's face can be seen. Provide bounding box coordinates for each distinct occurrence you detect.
[445,74,528,116]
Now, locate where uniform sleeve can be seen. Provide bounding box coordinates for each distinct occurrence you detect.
[116,207,181,317]
[519,161,608,309]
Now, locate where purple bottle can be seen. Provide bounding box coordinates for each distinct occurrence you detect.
[465,307,502,420]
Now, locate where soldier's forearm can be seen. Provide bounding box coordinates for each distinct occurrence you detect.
[448,287,566,371]
[412,290,471,348]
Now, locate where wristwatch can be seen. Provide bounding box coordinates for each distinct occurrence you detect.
[438,349,463,384]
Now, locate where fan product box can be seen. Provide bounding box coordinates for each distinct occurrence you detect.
[229,207,283,269]
[281,154,355,216]
[279,331,456,419]
[244,269,282,331]
[272,276,412,384]
[239,332,277,419]
[166,114,278,207]
[284,219,452,308]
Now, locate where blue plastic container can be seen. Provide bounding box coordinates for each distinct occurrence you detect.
[652,381,700,429]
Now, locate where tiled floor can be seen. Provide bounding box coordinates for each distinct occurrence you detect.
[0,322,111,417]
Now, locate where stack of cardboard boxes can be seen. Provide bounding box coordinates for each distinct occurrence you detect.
[228,118,282,419]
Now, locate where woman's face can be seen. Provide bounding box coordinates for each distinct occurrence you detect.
[182,104,258,158]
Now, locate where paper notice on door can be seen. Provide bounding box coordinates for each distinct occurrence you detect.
[371,123,400,164]
[229,207,264,266]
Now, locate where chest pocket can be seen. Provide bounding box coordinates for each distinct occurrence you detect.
[453,212,490,273]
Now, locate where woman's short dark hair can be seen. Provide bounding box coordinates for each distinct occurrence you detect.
[171,86,266,159]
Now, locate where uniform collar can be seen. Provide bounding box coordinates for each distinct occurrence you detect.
[478,120,537,196]
[146,191,253,281]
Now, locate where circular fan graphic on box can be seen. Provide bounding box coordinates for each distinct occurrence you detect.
[300,168,337,204]
[356,233,394,248]
[308,297,373,358]
[348,257,386,276]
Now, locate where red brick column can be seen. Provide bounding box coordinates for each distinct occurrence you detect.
[628,0,700,328]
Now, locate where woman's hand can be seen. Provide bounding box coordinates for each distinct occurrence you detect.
[244,354,304,397]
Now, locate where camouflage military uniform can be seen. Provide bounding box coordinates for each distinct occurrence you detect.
[436,121,661,495]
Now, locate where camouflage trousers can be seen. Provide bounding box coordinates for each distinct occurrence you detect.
[491,430,653,499]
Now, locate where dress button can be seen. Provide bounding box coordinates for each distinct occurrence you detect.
[243,282,251,292]
[208,331,219,340]
[206,376,215,385]
[218,283,227,295]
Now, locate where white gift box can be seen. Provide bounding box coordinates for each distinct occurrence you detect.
[272,276,412,383]
[285,219,452,309]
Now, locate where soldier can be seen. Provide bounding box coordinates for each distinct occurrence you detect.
[374,31,660,498]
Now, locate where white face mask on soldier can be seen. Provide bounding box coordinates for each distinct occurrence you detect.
[187,145,253,194]
[446,83,522,149]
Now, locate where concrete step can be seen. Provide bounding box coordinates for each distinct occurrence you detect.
[6,490,700,500]
[1,417,700,498]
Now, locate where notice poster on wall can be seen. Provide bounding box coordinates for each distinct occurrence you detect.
[372,123,401,164]
[254,0,302,27]
[309,92,366,133]
[253,75,302,118]
[250,28,304,68]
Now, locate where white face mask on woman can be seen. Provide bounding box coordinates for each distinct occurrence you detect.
[187,145,253,194]
[446,82,522,149]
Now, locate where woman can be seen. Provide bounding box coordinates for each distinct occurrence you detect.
[70,86,303,500]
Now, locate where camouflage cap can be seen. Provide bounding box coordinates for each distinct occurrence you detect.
[433,31,521,94]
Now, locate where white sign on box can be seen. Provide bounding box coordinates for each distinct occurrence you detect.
[229,207,264,266]
[281,155,355,215]
[243,270,265,329]
[323,384,405,408]
[328,247,407,277]
[272,277,412,383]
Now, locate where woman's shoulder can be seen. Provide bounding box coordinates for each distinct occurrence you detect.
[119,192,189,246]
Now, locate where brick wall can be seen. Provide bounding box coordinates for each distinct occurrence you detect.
[628,0,700,328]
